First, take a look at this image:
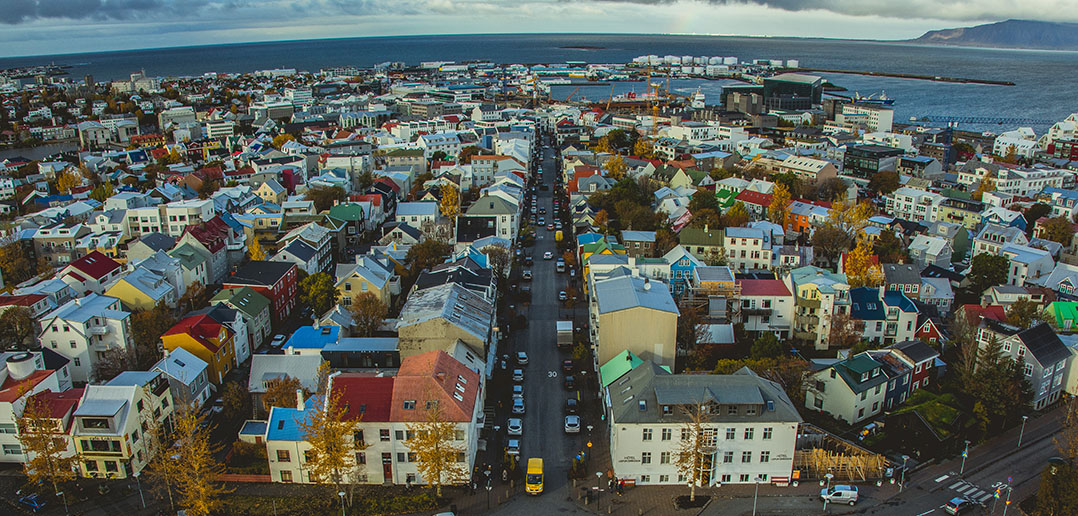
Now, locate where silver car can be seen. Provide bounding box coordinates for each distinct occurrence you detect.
[507,418,523,436]
[564,415,581,434]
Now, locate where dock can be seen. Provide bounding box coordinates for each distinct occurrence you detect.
[794,68,1015,86]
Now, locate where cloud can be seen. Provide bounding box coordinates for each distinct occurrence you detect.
[0,0,217,24]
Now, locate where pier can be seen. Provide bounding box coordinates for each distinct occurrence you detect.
[794,68,1015,86]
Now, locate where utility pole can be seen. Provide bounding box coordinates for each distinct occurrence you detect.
[960,440,970,475]
[1017,415,1029,448]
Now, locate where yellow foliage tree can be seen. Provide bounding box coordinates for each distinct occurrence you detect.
[299,386,369,506]
[247,237,266,261]
[722,201,750,228]
[56,170,82,193]
[404,398,468,497]
[633,137,654,159]
[603,154,627,180]
[594,135,613,154]
[272,133,295,149]
[845,238,885,288]
[973,176,996,201]
[768,183,791,225]
[828,199,874,236]
[17,392,78,496]
[439,184,460,219]
[172,404,231,516]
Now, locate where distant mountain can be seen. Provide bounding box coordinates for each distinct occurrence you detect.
[912,19,1078,50]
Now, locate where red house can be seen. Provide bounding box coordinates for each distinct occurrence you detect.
[891,340,940,392]
[223,261,298,325]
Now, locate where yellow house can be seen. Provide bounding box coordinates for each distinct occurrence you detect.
[590,275,679,368]
[104,267,176,311]
[335,258,396,307]
[255,179,288,204]
[580,237,627,294]
[161,313,236,385]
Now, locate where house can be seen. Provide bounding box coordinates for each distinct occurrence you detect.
[805,353,887,424]
[396,283,494,360]
[978,321,1070,410]
[283,325,340,355]
[278,222,334,275]
[223,261,299,326]
[161,313,237,386]
[169,243,210,288]
[590,275,679,368]
[39,294,133,383]
[679,226,725,264]
[104,266,176,311]
[125,233,176,263]
[724,227,773,272]
[890,340,941,393]
[737,279,795,338]
[0,350,75,464]
[271,239,320,276]
[395,202,439,228]
[152,347,212,408]
[608,363,802,486]
[190,303,251,366]
[973,223,1029,258]
[210,287,272,352]
[176,216,238,284]
[1001,244,1055,286]
[59,251,124,296]
[75,370,174,479]
[663,245,703,296]
[380,222,424,246]
[464,196,518,240]
[882,264,922,300]
[785,266,851,350]
[920,277,954,314]
[908,235,952,270]
[255,179,288,204]
[336,256,397,307]
[247,354,325,418]
[849,287,919,346]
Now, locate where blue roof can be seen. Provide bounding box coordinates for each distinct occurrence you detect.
[266,396,317,441]
[285,325,340,350]
[576,232,604,246]
[240,420,268,436]
[849,287,885,320]
[883,291,918,312]
[107,371,160,387]
[1043,187,1078,200]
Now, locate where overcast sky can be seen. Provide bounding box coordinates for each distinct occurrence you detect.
[0,0,1062,58]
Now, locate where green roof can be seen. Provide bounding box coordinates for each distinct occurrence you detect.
[169,243,206,269]
[329,203,365,222]
[715,189,737,209]
[940,188,972,201]
[599,351,670,388]
[892,390,964,440]
[385,148,424,157]
[844,354,881,375]
[211,287,271,318]
[679,227,723,246]
[1050,301,1078,328]
[685,168,708,185]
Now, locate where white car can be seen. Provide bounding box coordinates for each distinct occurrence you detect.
[513,369,524,382]
[517,351,529,365]
[270,334,286,348]
[512,384,524,399]
[564,415,581,434]
[543,251,554,260]
[507,418,523,436]
[558,291,567,301]
[507,439,521,456]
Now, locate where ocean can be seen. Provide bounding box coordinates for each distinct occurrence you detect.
[2,33,1076,132]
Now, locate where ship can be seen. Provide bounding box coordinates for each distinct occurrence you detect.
[690,88,706,109]
[852,91,895,106]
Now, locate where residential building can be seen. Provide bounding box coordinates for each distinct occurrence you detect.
[973,223,1029,258]
[621,231,657,259]
[39,294,133,383]
[978,321,1070,410]
[210,287,272,352]
[0,351,75,464]
[882,264,922,300]
[724,227,773,272]
[223,261,299,326]
[590,275,679,368]
[908,235,952,270]
[396,282,495,360]
[152,347,212,408]
[161,313,237,386]
[59,251,123,296]
[849,287,919,346]
[75,371,174,479]
[785,267,850,350]
[805,353,887,424]
[104,266,176,311]
[737,279,795,338]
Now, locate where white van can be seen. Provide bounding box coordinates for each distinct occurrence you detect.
[820,485,858,505]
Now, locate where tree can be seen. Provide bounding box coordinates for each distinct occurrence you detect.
[89,182,114,202]
[1007,298,1048,329]
[306,185,346,212]
[655,228,678,256]
[0,241,34,285]
[481,245,510,280]
[968,253,1009,295]
[750,332,785,359]
[689,190,719,214]
[603,154,627,180]
[247,237,266,261]
[439,183,460,220]
[962,337,1032,435]
[430,150,448,162]
[771,172,802,199]
[632,137,653,159]
[263,375,304,413]
[221,382,251,419]
[458,146,481,163]
[299,272,340,317]
[867,170,900,196]
[271,134,295,149]
[406,240,453,276]
[0,306,35,350]
[1040,216,1074,246]
[404,397,468,497]
[677,306,707,358]
[350,292,388,337]
[172,404,231,516]
[17,392,79,496]
[673,401,716,502]
[827,199,874,237]
[594,135,613,154]
[56,170,82,193]
[873,231,908,264]
[178,281,210,314]
[811,225,853,266]
[815,177,848,202]
[972,176,995,201]
[299,387,368,506]
[594,209,610,234]
[1025,203,1052,236]
[845,238,884,288]
[722,201,750,228]
[1034,461,1078,516]
[828,312,865,350]
[689,208,721,230]
[196,180,219,200]
[143,414,183,512]
[132,302,177,351]
[768,183,791,225]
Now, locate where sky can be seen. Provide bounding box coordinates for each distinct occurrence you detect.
[0,0,1071,58]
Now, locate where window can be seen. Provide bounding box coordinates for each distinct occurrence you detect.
[813,397,823,409]
[395,430,404,441]
[0,423,15,434]
[858,408,865,418]
[84,461,98,472]
[640,475,651,483]
[404,400,417,411]
[763,427,773,440]
[1024,364,1034,377]
[356,452,366,465]
[760,451,770,463]
[744,428,754,440]
[277,450,291,462]
[872,402,879,412]
[397,453,406,463]
[407,452,416,462]
[1003,341,1012,353]
[2,444,20,455]
[742,451,752,463]
[659,474,669,483]
[280,470,293,482]
[641,452,651,464]
[728,405,738,415]
[721,474,731,483]
[660,452,670,464]
[723,451,733,463]
[380,429,390,442]
[74,358,80,367]
[642,428,652,441]
[105,460,118,472]
[726,427,735,440]
[681,428,690,440]
[661,428,672,441]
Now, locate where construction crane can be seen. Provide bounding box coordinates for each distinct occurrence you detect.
[605,82,615,112]
[565,87,581,103]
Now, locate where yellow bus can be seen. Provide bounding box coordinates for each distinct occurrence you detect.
[525,458,544,494]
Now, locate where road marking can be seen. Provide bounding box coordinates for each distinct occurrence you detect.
[977,492,993,503]
[947,481,963,490]
[915,509,936,516]
[935,474,950,483]
[957,484,977,495]
[970,489,985,499]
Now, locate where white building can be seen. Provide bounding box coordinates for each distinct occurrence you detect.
[884,187,944,223]
[39,294,133,383]
[838,104,893,133]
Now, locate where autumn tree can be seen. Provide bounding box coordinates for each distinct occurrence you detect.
[350,292,388,337]
[404,398,468,497]
[56,170,82,193]
[172,404,231,516]
[845,238,884,288]
[828,311,865,350]
[480,245,510,280]
[132,302,178,352]
[811,224,853,266]
[593,135,613,154]
[262,375,305,413]
[972,176,995,201]
[815,177,848,202]
[17,392,79,496]
[89,182,114,202]
[299,386,369,506]
[221,382,251,419]
[406,240,453,276]
[673,401,716,502]
[0,240,35,285]
[867,170,900,196]
[439,184,460,220]
[247,237,266,261]
[0,306,35,351]
[299,272,340,317]
[722,201,750,228]
[143,414,183,511]
[196,180,219,200]
[768,182,791,225]
[306,185,346,212]
[632,137,654,159]
[828,199,874,237]
[603,154,627,180]
[1039,216,1075,246]
[594,209,610,234]
[689,208,721,230]
[271,133,295,149]
[688,190,719,214]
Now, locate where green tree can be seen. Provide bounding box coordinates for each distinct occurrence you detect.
[968,253,1010,295]
[689,208,721,230]
[1025,203,1052,236]
[350,292,388,337]
[867,170,900,196]
[688,190,719,214]
[963,336,1032,435]
[750,333,785,359]
[406,240,453,276]
[0,307,35,350]
[299,272,340,317]
[770,172,802,199]
[1007,298,1048,329]
[1040,216,1075,246]
[89,182,114,202]
[306,186,346,212]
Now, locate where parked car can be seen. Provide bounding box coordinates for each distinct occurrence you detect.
[512,384,524,398]
[512,398,525,414]
[507,439,521,456]
[944,497,978,515]
[513,369,525,382]
[18,494,45,511]
[820,485,858,505]
[564,415,581,434]
[565,398,578,414]
[270,334,286,349]
[558,291,567,301]
[508,418,523,436]
[562,359,574,372]
[564,375,576,390]
[517,351,529,365]
[522,270,532,280]
[546,223,554,231]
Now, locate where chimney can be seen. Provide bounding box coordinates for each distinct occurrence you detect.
[295,389,305,410]
[436,371,446,382]
[704,224,709,233]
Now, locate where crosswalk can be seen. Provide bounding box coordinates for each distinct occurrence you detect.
[945,479,994,504]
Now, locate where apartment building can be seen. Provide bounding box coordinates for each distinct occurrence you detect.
[75,371,174,479]
[39,294,133,383]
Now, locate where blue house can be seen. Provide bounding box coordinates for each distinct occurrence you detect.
[868,349,912,410]
[284,325,341,354]
[663,245,703,296]
[980,206,1027,232]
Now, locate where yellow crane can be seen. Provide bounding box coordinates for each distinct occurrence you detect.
[605,82,615,112]
[565,87,581,102]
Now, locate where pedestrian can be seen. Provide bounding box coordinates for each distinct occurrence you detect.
[618,479,624,496]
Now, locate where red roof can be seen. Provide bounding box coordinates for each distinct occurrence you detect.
[737,279,791,297]
[735,190,773,206]
[373,177,401,193]
[224,166,254,177]
[354,193,382,207]
[0,294,46,307]
[963,304,1007,325]
[331,375,395,422]
[0,369,53,403]
[390,351,479,423]
[33,388,84,425]
[182,215,231,253]
[164,313,231,353]
[65,251,121,280]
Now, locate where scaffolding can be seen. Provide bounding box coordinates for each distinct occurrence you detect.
[792,424,893,482]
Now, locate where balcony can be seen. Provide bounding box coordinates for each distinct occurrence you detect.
[89,326,110,336]
[798,298,822,309]
[796,314,820,326]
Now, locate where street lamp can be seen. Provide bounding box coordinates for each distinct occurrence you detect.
[899,455,909,492]
[56,491,68,515]
[338,491,346,516]
[960,440,970,475]
[596,471,603,511]
[1018,415,1030,448]
[752,476,763,516]
[485,469,492,510]
[823,473,834,511]
[134,470,145,508]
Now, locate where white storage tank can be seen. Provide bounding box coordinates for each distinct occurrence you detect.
[681,66,693,74]
[723,56,738,65]
[6,352,37,381]
[709,57,722,65]
[693,66,704,75]
[787,59,800,68]
[664,55,678,64]
[681,55,694,65]
[649,55,662,65]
